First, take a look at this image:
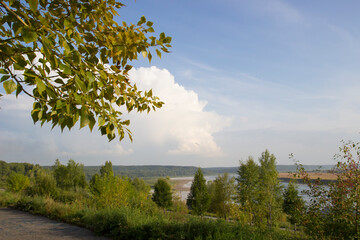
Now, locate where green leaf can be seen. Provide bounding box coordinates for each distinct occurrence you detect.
[86,72,95,84]
[3,80,17,94]
[56,100,66,109]
[80,108,90,129]
[0,69,8,74]
[35,78,46,94]
[31,109,40,123]
[156,49,161,58]
[21,28,38,43]
[1,75,10,83]
[75,75,87,92]
[16,84,23,96]
[28,0,38,13]
[59,64,71,75]
[98,116,106,126]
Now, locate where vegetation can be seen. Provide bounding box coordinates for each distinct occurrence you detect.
[152,178,172,208]
[0,0,171,141]
[6,172,30,192]
[53,159,87,190]
[283,181,304,231]
[187,168,210,216]
[0,158,309,239]
[296,140,360,239]
[5,143,357,239]
[208,173,236,219]
[78,165,334,181]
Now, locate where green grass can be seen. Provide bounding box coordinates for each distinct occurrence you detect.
[0,191,309,240]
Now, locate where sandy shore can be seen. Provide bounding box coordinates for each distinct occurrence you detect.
[278,172,338,180]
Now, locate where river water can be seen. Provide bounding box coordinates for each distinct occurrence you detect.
[171,175,314,202]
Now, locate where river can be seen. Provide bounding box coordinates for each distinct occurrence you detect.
[171,175,316,202]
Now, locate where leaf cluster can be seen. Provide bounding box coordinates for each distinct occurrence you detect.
[0,0,171,141]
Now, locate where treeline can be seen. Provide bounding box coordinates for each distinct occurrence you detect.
[1,160,333,183]
[82,165,333,180]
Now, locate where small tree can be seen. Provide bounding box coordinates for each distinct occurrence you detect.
[152,178,172,208]
[210,173,235,219]
[100,161,114,177]
[283,181,304,231]
[29,169,57,197]
[89,161,133,208]
[236,156,260,225]
[7,172,30,192]
[187,168,210,216]
[258,150,283,227]
[53,159,87,190]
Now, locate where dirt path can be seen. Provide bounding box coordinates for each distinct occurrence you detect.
[0,208,108,240]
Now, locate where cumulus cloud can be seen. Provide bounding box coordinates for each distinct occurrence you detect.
[128,67,232,157]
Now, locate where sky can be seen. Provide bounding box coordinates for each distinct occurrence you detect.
[1,0,360,167]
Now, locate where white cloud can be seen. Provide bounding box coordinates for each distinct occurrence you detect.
[128,67,232,157]
[0,94,32,111]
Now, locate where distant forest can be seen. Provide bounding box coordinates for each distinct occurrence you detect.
[0,160,334,181]
[68,164,333,180]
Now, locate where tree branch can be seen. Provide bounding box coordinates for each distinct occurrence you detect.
[0,1,29,27]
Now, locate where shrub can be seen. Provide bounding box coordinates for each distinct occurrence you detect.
[6,173,30,192]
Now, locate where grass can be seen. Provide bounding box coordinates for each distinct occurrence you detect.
[0,190,309,240]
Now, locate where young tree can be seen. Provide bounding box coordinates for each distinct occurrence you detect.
[236,156,260,225]
[210,173,235,219]
[100,161,114,177]
[131,177,151,206]
[52,159,87,190]
[0,0,171,141]
[7,172,30,192]
[258,150,283,227]
[283,181,304,231]
[29,169,57,197]
[187,168,210,216]
[152,178,172,208]
[89,161,133,208]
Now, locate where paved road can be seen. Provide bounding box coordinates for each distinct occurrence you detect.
[0,208,108,240]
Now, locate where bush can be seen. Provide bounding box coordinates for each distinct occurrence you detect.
[27,170,58,197]
[0,190,22,207]
[6,173,30,192]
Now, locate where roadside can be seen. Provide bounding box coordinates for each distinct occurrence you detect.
[0,208,108,240]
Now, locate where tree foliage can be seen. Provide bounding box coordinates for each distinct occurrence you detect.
[208,173,235,219]
[283,181,304,231]
[28,168,57,196]
[7,172,30,192]
[258,150,283,227]
[152,178,172,208]
[52,159,87,190]
[236,150,283,227]
[89,161,133,208]
[297,140,360,239]
[236,156,260,225]
[187,168,210,216]
[0,0,171,141]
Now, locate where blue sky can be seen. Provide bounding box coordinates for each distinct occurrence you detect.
[1,0,360,167]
